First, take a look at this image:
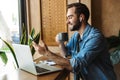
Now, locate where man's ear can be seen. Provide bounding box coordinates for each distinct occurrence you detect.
[79,13,85,22]
[79,17,82,22]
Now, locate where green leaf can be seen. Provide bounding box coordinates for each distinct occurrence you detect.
[34,32,40,44]
[20,30,27,44]
[30,28,35,38]
[0,38,19,68]
[21,23,28,44]
[0,51,8,65]
[30,32,40,56]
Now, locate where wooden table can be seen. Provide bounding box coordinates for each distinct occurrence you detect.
[0,55,70,80]
[0,57,70,80]
[0,69,62,80]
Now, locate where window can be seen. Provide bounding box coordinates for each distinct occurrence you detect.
[0,0,20,46]
[0,0,22,72]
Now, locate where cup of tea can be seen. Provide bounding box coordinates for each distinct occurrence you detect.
[58,32,68,41]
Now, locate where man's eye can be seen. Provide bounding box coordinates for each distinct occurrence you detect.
[68,15,73,19]
[69,16,72,19]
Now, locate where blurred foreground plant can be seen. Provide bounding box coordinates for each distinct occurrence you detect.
[0,25,40,68]
[0,37,19,68]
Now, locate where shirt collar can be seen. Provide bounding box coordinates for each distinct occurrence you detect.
[81,23,91,40]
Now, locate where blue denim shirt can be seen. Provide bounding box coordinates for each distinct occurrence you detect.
[66,24,116,80]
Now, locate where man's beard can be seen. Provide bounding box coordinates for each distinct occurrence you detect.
[70,19,82,31]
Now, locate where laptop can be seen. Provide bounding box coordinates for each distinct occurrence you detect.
[12,44,61,75]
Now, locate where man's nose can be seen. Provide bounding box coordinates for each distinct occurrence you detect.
[66,19,70,24]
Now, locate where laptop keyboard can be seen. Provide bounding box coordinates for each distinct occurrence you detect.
[35,66,50,73]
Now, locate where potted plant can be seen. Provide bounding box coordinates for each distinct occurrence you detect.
[20,26,40,56]
[106,30,120,65]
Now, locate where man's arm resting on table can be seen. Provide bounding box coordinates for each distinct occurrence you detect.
[32,41,72,70]
[45,50,72,71]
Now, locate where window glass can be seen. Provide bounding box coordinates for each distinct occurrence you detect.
[0,0,20,47]
[0,0,20,71]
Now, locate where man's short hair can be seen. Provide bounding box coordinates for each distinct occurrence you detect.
[67,2,90,22]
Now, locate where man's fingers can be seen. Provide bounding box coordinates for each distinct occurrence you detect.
[40,40,47,47]
[32,41,37,47]
[39,40,48,51]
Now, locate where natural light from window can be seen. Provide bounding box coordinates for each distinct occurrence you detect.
[0,0,20,73]
[0,0,20,44]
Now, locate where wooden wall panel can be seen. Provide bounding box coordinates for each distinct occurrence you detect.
[67,0,80,4]
[26,0,41,35]
[41,0,67,46]
[92,0,120,37]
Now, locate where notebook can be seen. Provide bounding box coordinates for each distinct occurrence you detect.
[12,44,61,75]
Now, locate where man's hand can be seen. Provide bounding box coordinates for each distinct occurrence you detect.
[32,40,48,55]
[55,34,64,44]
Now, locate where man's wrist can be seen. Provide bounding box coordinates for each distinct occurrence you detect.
[59,42,64,48]
[45,50,50,57]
